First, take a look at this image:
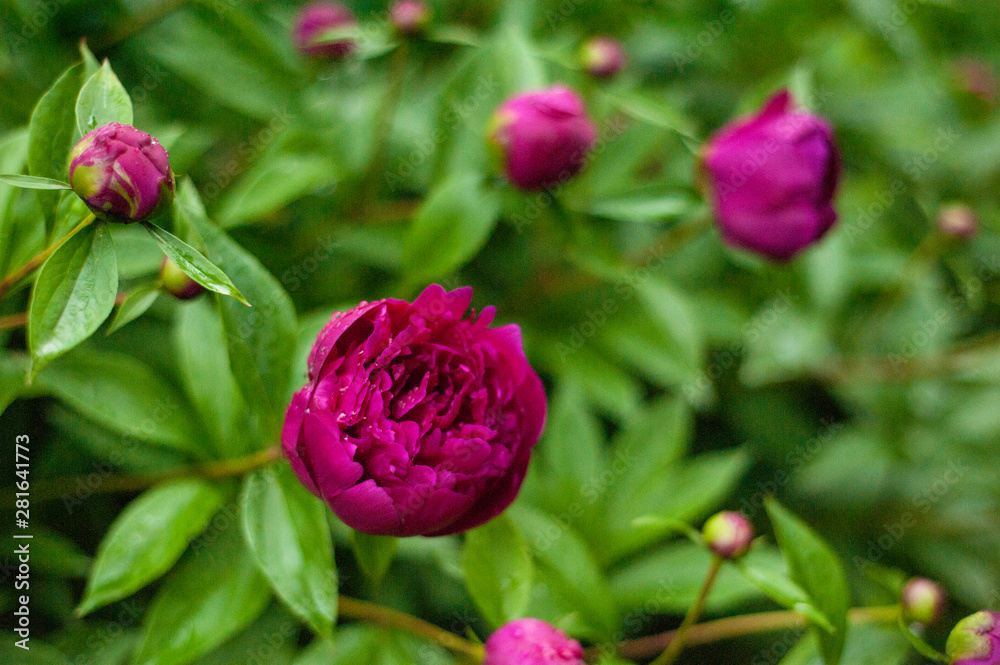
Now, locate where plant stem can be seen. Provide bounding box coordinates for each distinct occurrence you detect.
[338,596,485,661]
[27,445,283,503]
[649,555,724,665]
[606,605,900,662]
[0,214,96,300]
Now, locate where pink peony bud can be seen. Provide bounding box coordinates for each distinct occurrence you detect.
[947,611,1000,665]
[702,511,754,559]
[488,85,598,191]
[292,1,357,59]
[702,89,841,261]
[68,123,174,224]
[901,578,947,626]
[282,285,547,537]
[390,0,431,36]
[937,204,979,239]
[579,37,626,79]
[160,257,205,301]
[953,58,997,105]
[483,619,585,665]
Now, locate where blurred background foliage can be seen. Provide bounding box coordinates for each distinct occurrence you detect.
[1,0,999,664]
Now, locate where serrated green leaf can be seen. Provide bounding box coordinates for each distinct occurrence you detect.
[77,479,226,616]
[143,222,249,305]
[106,282,160,334]
[462,515,534,628]
[241,465,337,639]
[75,60,133,136]
[352,532,398,585]
[0,174,72,190]
[28,221,118,375]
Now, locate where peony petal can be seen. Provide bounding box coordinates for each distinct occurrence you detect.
[331,480,401,535]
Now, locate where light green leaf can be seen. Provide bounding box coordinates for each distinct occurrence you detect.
[352,532,398,585]
[77,479,226,616]
[587,194,696,224]
[28,221,118,375]
[75,60,133,137]
[29,63,85,185]
[0,353,29,418]
[106,282,161,334]
[462,515,534,628]
[0,174,72,190]
[143,222,248,305]
[241,465,337,639]
[766,499,850,665]
[216,153,335,228]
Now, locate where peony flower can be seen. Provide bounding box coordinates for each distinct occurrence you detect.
[160,257,205,301]
[483,619,585,665]
[901,577,947,626]
[292,1,357,59]
[947,611,1000,665]
[702,511,754,559]
[702,89,841,261]
[488,85,598,191]
[282,285,547,537]
[390,0,431,36]
[579,37,627,79]
[68,123,174,223]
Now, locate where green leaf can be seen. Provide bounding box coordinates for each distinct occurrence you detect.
[0,353,29,417]
[241,465,337,639]
[896,616,948,662]
[143,222,249,305]
[0,174,72,190]
[32,349,201,455]
[216,153,335,228]
[0,129,30,276]
[106,282,161,334]
[462,515,534,628]
[176,180,296,437]
[77,479,226,616]
[28,221,118,375]
[766,499,850,665]
[133,518,272,665]
[352,532,398,585]
[586,194,696,224]
[75,60,133,136]
[29,63,85,184]
[0,640,71,664]
[609,92,698,140]
[401,173,500,287]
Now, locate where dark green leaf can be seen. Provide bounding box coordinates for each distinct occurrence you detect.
[143,222,249,305]
[0,174,72,190]
[75,60,133,136]
[29,63,85,184]
[352,532,398,585]
[28,221,118,375]
[0,353,29,418]
[106,282,161,334]
[241,465,337,639]
[77,479,226,616]
[766,499,850,665]
[0,130,30,276]
[0,640,71,664]
[462,515,534,628]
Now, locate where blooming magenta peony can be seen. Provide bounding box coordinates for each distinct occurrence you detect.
[292,1,357,59]
[947,611,1000,665]
[483,619,585,665]
[579,37,627,79]
[702,89,841,261]
[282,285,547,537]
[488,85,598,191]
[68,123,174,223]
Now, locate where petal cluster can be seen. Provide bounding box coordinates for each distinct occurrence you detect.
[702,89,841,261]
[483,619,585,665]
[282,285,547,537]
[489,85,598,191]
[68,123,174,223]
[293,1,357,58]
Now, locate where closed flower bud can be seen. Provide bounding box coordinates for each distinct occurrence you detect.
[293,1,357,59]
[579,37,626,79]
[937,204,979,239]
[947,611,1000,665]
[483,619,585,665]
[953,58,997,105]
[902,578,947,626]
[702,511,754,559]
[160,257,205,301]
[488,85,597,191]
[282,285,547,537]
[702,89,841,261]
[69,123,174,224]
[391,1,431,36]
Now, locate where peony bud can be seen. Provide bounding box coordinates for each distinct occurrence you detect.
[937,204,979,239]
[483,619,585,665]
[702,511,754,559]
[292,1,357,59]
[282,285,547,537]
[160,257,205,301]
[901,578,947,626]
[488,85,598,191]
[390,0,431,36]
[947,611,1000,665]
[953,58,997,105]
[579,37,626,79]
[68,123,174,224]
[702,89,841,261]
